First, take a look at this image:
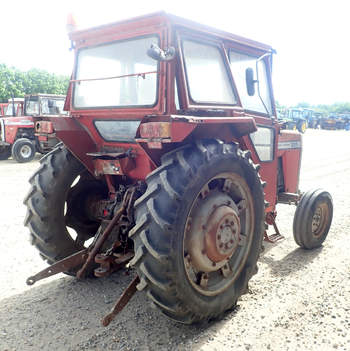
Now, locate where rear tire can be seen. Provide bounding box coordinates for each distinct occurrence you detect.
[12,138,35,163]
[0,146,11,160]
[297,120,307,134]
[24,144,107,273]
[293,189,333,249]
[130,140,265,323]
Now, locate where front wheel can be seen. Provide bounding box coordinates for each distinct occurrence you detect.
[129,140,265,323]
[12,138,36,163]
[293,189,333,249]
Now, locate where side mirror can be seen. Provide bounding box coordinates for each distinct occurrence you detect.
[245,68,256,96]
[147,44,176,61]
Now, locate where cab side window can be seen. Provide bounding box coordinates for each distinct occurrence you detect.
[182,39,237,105]
[229,51,272,115]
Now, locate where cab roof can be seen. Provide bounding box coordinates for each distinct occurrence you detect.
[69,12,274,53]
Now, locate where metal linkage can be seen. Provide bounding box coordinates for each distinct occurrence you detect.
[77,187,136,279]
[26,185,138,285]
[26,249,88,286]
[101,275,140,327]
[94,251,134,278]
[264,212,285,243]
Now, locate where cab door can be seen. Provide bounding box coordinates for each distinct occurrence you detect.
[227,48,279,211]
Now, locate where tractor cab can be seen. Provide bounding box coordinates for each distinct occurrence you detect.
[4,98,24,117]
[24,94,68,116]
[24,94,68,154]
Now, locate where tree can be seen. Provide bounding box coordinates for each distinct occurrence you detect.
[0,64,69,102]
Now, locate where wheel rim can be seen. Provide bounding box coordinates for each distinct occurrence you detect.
[183,172,254,296]
[311,203,330,237]
[20,145,32,158]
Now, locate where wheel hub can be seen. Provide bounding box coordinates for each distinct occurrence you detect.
[185,190,241,273]
[205,206,240,263]
[20,145,32,158]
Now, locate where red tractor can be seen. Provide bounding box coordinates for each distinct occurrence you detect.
[25,13,333,325]
[0,94,66,162]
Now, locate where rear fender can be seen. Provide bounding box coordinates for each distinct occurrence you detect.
[136,116,257,164]
[48,116,97,175]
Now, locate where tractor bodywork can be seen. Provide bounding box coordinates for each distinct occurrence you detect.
[25,13,333,325]
[55,13,292,211]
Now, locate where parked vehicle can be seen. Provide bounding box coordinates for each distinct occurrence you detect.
[310,112,323,129]
[321,114,341,130]
[0,94,66,162]
[284,108,308,133]
[25,12,333,326]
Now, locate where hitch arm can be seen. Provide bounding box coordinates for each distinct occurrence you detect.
[26,249,88,286]
[101,275,140,326]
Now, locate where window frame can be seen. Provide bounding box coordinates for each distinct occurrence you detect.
[248,124,275,163]
[72,34,161,110]
[226,45,275,118]
[177,32,240,110]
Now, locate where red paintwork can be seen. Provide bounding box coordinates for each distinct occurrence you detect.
[0,104,8,116]
[35,121,54,134]
[2,116,34,144]
[50,12,302,213]
[277,130,302,193]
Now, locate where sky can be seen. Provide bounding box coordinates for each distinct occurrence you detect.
[0,0,349,106]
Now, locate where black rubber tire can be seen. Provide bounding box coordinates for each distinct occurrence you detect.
[12,138,36,163]
[293,188,333,249]
[297,120,307,134]
[23,144,101,271]
[287,122,297,131]
[129,140,265,324]
[0,146,11,160]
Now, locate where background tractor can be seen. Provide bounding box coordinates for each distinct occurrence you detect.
[0,93,66,162]
[284,108,308,133]
[25,13,333,325]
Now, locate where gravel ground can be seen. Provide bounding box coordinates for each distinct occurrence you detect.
[0,129,349,351]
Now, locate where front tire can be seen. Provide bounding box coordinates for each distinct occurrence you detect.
[293,189,333,249]
[12,138,35,163]
[129,140,265,323]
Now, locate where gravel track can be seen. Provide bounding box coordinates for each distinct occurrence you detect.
[0,129,349,350]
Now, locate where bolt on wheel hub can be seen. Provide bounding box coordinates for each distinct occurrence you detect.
[205,206,240,263]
